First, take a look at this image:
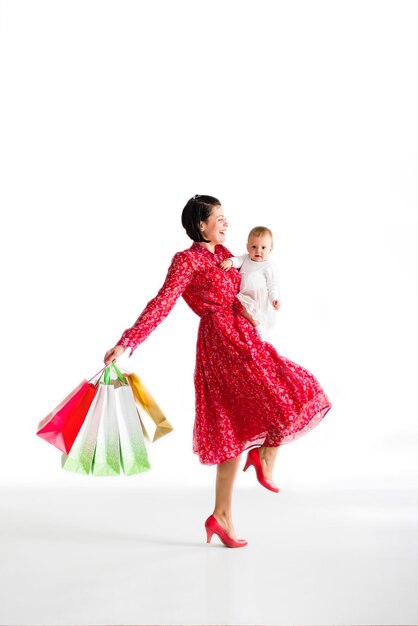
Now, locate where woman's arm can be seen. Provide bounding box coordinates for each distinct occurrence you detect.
[104,251,195,362]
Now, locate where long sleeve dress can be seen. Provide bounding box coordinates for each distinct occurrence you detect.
[117,242,332,465]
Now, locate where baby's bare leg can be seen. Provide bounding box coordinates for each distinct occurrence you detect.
[241,308,259,327]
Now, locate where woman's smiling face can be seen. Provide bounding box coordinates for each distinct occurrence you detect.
[200,205,228,245]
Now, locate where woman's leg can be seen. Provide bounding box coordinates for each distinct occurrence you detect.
[212,454,242,539]
[258,445,280,482]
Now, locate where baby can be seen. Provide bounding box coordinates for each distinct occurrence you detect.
[220,226,280,341]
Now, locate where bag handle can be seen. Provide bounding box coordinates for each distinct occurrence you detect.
[102,361,128,385]
[88,365,107,384]
[111,361,127,383]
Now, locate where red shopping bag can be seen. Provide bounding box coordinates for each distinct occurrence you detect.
[36,369,103,454]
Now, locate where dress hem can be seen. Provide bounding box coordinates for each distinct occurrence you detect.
[193,400,332,466]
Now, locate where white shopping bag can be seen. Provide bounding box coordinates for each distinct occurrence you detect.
[92,385,121,476]
[61,384,106,475]
[115,384,151,476]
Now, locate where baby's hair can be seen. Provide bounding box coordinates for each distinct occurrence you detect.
[248,226,274,248]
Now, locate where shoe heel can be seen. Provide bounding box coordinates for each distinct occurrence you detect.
[242,448,279,493]
[205,514,248,548]
[243,449,254,472]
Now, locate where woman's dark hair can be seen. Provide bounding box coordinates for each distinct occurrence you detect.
[181,194,221,243]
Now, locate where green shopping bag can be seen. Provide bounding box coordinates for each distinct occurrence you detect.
[107,362,150,475]
[115,381,151,476]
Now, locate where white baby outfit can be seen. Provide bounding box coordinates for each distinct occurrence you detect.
[230,254,280,342]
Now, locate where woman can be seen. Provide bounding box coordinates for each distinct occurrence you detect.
[104,194,331,548]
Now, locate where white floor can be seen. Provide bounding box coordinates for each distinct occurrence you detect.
[0,485,417,626]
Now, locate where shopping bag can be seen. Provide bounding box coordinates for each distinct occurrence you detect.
[105,362,152,443]
[37,372,100,454]
[61,384,107,475]
[91,384,121,476]
[136,408,151,443]
[115,383,151,476]
[124,372,173,442]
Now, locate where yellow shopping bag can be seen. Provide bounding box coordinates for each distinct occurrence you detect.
[124,372,173,442]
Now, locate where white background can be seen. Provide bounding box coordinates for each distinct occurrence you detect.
[0,0,417,491]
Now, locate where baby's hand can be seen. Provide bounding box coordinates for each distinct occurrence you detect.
[219,259,233,271]
[272,299,280,311]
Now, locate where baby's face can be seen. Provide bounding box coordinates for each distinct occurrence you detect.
[247,234,272,262]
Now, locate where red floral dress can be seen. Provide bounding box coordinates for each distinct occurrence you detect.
[117,242,331,465]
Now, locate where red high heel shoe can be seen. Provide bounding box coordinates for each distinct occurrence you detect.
[243,447,279,493]
[205,515,248,548]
